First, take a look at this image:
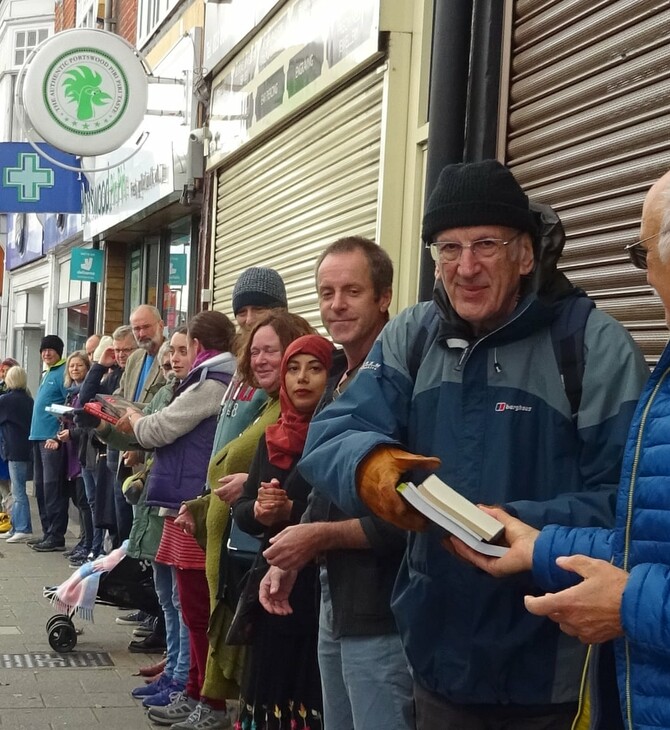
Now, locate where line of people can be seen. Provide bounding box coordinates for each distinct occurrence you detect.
[10,159,670,730]
[0,333,136,560]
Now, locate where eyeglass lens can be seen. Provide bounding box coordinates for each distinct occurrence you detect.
[628,245,647,270]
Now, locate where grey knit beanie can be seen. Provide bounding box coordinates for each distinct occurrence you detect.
[422,160,537,243]
[232,267,287,315]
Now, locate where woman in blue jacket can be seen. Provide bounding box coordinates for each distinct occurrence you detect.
[0,366,34,542]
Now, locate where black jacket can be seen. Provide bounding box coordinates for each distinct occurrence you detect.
[79,362,123,404]
[0,389,34,461]
[303,349,405,639]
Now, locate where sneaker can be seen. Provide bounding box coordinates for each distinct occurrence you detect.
[133,616,156,637]
[63,544,85,558]
[31,538,66,552]
[6,532,32,543]
[170,703,232,730]
[26,534,47,546]
[69,555,92,568]
[131,672,171,699]
[116,610,148,626]
[142,680,186,708]
[64,545,88,560]
[146,691,198,725]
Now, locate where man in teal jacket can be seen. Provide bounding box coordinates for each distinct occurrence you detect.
[299,161,650,729]
[28,335,69,552]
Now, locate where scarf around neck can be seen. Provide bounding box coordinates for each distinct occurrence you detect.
[265,334,334,469]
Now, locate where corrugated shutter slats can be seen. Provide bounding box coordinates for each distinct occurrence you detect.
[212,71,383,330]
[507,0,670,360]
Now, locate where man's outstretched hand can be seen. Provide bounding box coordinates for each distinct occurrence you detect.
[356,445,441,531]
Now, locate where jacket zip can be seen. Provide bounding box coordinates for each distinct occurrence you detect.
[620,366,670,729]
[452,298,534,372]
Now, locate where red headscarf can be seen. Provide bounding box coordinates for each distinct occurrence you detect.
[265,334,335,469]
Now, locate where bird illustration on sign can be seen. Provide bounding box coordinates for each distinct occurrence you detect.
[62,66,112,121]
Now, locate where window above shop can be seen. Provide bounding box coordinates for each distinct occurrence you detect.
[14,27,49,67]
[76,0,104,28]
[136,0,180,49]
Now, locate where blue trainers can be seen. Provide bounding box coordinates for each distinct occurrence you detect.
[142,680,186,708]
[131,672,171,698]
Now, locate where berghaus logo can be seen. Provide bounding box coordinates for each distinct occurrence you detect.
[495,402,532,413]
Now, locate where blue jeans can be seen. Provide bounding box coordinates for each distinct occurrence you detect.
[107,449,132,546]
[81,467,103,555]
[8,461,32,534]
[32,441,68,543]
[317,568,414,730]
[152,560,189,685]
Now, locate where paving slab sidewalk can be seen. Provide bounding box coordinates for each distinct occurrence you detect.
[0,507,160,729]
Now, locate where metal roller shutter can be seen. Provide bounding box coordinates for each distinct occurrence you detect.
[505,0,670,361]
[211,70,384,330]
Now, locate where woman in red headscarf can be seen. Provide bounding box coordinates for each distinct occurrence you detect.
[232,334,334,730]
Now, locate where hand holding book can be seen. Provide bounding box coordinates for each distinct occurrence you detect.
[397,475,510,557]
[449,506,539,574]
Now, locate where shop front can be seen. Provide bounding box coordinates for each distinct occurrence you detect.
[204,0,416,326]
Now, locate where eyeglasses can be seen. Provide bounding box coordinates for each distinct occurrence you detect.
[161,363,172,372]
[625,232,659,270]
[114,348,135,355]
[429,232,523,263]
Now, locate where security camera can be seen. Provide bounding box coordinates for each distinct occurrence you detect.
[189,127,212,143]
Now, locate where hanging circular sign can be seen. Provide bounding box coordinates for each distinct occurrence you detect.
[23,29,148,156]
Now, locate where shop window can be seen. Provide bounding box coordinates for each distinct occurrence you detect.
[164,218,192,330]
[59,303,89,356]
[129,248,143,312]
[58,258,90,356]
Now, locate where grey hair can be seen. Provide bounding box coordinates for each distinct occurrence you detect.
[112,325,133,341]
[4,365,27,390]
[130,304,162,321]
[157,341,172,363]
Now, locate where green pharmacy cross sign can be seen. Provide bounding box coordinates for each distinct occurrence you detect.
[4,153,55,202]
[0,143,81,213]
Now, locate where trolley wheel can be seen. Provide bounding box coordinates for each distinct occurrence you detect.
[46,614,74,633]
[48,617,77,653]
[46,614,62,632]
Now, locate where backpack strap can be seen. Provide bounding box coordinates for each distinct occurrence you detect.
[408,304,440,381]
[550,294,595,417]
[409,295,594,418]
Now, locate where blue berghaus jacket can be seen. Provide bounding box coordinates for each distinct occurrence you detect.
[29,360,68,441]
[299,274,649,707]
[534,340,670,729]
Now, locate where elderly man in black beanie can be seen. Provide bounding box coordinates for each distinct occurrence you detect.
[298,160,650,729]
[27,334,70,552]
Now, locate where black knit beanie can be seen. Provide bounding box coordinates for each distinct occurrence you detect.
[232,267,287,315]
[422,160,537,243]
[40,335,64,357]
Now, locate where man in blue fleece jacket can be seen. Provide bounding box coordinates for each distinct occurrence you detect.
[28,335,69,552]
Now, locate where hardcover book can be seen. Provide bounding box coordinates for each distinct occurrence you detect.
[81,395,143,425]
